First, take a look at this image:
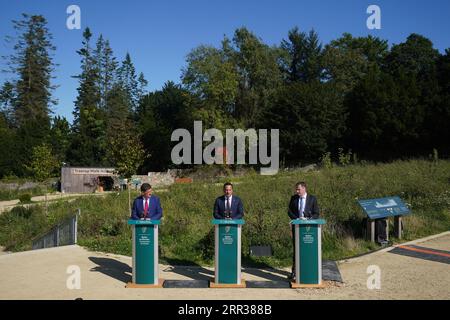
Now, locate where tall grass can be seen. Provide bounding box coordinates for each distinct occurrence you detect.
[0,159,449,267]
[0,186,47,201]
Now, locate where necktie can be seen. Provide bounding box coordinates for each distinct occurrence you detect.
[299,197,303,218]
[226,197,231,218]
[144,198,149,217]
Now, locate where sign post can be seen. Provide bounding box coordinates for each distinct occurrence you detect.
[210,219,246,288]
[126,219,164,288]
[358,196,410,242]
[290,219,326,288]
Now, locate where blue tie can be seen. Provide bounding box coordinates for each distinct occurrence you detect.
[299,197,303,218]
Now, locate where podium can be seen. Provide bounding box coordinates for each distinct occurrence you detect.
[290,219,326,288]
[210,219,246,288]
[126,219,164,288]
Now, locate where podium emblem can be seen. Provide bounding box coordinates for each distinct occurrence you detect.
[225,226,231,233]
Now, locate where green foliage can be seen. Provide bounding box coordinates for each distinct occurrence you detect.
[18,193,32,203]
[320,152,332,169]
[0,14,55,177]
[0,205,49,251]
[323,33,388,93]
[0,160,448,267]
[69,29,147,168]
[0,185,45,201]
[137,81,194,171]
[1,14,450,179]
[24,143,59,181]
[50,116,70,163]
[108,130,147,179]
[280,27,324,83]
[263,81,346,163]
[182,27,282,128]
[338,148,352,166]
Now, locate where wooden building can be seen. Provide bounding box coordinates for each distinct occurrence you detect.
[61,167,119,193]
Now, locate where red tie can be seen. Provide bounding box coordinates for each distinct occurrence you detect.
[144,198,149,217]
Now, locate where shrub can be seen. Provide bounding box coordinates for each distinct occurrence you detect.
[18,193,32,203]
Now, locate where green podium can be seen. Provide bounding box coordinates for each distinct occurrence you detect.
[126,219,164,288]
[210,219,246,288]
[291,219,326,288]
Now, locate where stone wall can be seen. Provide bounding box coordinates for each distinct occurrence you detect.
[129,169,180,190]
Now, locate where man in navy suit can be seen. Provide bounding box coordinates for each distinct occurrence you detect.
[131,183,163,220]
[213,182,244,219]
[287,181,320,280]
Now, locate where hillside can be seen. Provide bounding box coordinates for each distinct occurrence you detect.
[1,159,449,267]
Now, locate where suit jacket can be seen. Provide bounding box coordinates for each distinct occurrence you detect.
[131,195,163,220]
[213,195,244,219]
[288,194,319,220]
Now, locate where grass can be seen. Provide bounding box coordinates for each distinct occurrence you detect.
[0,178,58,201]
[0,159,449,268]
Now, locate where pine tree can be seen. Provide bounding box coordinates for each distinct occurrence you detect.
[2,14,56,176]
[69,27,105,166]
[106,84,147,173]
[0,81,16,125]
[280,27,324,83]
[94,35,118,111]
[50,116,70,163]
[117,53,139,113]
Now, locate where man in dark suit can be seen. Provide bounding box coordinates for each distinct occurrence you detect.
[213,182,244,219]
[287,181,320,280]
[131,183,163,220]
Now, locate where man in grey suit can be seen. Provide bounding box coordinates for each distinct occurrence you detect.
[287,181,320,280]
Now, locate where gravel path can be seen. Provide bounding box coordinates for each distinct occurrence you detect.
[0,232,448,300]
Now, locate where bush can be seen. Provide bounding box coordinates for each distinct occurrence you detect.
[18,193,32,203]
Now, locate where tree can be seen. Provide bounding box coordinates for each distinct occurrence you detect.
[117,53,144,113]
[94,35,118,111]
[232,28,283,127]
[25,143,59,181]
[24,143,59,214]
[382,33,441,157]
[182,42,239,117]
[345,66,423,159]
[69,27,106,166]
[2,14,56,176]
[106,83,147,175]
[0,81,16,125]
[0,113,17,178]
[427,48,450,156]
[106,93,147,214]
[137,81,194,171]
[385,33,439,79]
[263,81,346,163]
[322,33,388,94]
[280,27,324,83]
[50,116,70,163]
[5,14,56,127]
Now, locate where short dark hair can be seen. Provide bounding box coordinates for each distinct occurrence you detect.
[223,182,233,189]
[141,183,152,192]
[295,181,307,189]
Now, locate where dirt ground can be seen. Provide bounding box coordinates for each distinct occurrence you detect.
[0,232,448,300]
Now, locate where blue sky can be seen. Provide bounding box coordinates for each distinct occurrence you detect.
[1,0,449,123]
